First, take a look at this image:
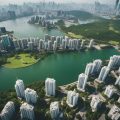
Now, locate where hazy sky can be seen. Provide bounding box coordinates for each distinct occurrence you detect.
[0,0,114,5]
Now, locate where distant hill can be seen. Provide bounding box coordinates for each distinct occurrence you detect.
[66,10,102,20]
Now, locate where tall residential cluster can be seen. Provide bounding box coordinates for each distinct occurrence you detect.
[85,59,102,76]
[0,34,95,53]
[1,55,120,120]
[15,79,38,119]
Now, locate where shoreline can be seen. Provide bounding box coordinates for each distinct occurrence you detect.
[2,46,116,69]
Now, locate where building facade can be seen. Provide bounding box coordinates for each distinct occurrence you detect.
[15,79,25,98]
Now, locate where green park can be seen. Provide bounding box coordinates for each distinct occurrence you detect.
[4,53,39,68]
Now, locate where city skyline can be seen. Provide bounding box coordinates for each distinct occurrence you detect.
[0,0,115,5]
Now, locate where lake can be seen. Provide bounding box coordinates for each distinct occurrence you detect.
[0,17,119,91]
[0,16,64,38]
[0,48,119,91]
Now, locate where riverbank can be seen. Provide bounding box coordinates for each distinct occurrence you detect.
[3,53,47,69]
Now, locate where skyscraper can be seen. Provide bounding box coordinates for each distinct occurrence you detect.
[97,66,110,82]
[108,55,120,69]
[88,39,94,48]
[15,79,25,98]
[61,39,67,50]
[85,63,94,76]
[20,103,35,120]
[66,90,79,107]
[53,41,57,51]
[0,35,14,50]
[80,40,85,49]
[50,101,59,119]
[92,59,102,73]
[0,101,15,120]
[47,40,53,51]
[25,88,38,104]
[77,73,88,91]
[45,78,56,96]
[38,39,45,50]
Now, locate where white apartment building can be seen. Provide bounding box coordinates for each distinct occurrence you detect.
[50,101,59,119]
[20,103,35,120]
[66,90,79,107]
[25,88,38,104]
[45,78,56,96]
[15,79,25,98]
[97,66,110,82]
[108,55,120,69]
[85,63,94,76]
[0,101,15,120]
[77,73,88,91]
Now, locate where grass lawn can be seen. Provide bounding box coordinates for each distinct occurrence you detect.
[4,53,39,68]
[108,40,120,46]
[67,32,83,39]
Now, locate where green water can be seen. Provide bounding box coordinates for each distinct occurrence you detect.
[0,48,120,91]
[0,16,64,38]
[0,17,120,91]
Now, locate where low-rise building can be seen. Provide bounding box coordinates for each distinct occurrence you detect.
[20,103,35,120]
[90,95,101,112]
[50,101,59,119]
[108,105,120,120]
[104,85,116,98]
[25,88,38,104]
[66,90,79,107]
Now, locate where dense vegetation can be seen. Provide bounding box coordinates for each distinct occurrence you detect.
[0,73,120,120]
[57,10,120,42]
[0,56,7,66]
[57,19,120,42]
[65,10,102,20]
